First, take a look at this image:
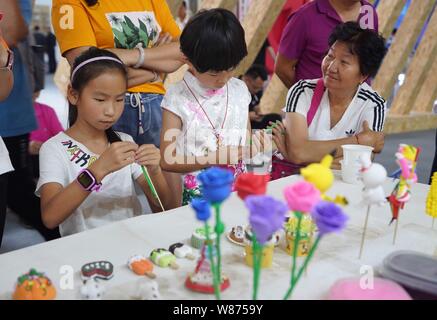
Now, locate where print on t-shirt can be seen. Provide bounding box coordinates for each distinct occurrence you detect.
[345,129,356,137]
[106,11,162,49]
[61,140,98,168]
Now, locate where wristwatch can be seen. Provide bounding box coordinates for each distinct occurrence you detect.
[76,169,102,192]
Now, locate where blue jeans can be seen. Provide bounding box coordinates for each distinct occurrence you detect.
[113,93,163,147]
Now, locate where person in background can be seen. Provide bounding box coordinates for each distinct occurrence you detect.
[32,25,46,64]
[46,29,57,74]
[264,0,311,75]
[176,1,191,30]
[0,11,15,248]
[275,0,378,89]
[0,0,60,246]
[29,90,64,179]
[242,64,282,129]
[253,39,275,72]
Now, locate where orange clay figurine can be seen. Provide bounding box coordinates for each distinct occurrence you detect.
[127,255,156,279]
[13,269,56,300]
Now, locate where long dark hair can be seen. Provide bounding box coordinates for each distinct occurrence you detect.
[69,47,127,143]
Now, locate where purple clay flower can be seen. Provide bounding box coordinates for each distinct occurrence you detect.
[191,198,211,222]
[311,201,349,236]
[245,195,288,245]
[198,167,234,204]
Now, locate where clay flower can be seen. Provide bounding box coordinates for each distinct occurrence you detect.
[184,174,198,190]
[234,173,270,200]
[191,198,211,222]
[197,167,234,204]
[245,195,288,245]
[283,181,321,213]
[311,201,348,235]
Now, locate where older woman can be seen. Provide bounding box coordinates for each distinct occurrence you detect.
[272,22,387,170]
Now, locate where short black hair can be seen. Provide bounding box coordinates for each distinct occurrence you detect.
[245,64,268,81]
[328,21,387,78]
[180,8,247,73]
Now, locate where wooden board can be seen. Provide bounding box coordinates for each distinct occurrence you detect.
[200,0,238,11]
[390,8,437,115]
[234,0,287,77]
[372,0,435,100]
[259,74,288,114]
[413,56,437,113]
[384,113,437,134]
[376,0,405,39]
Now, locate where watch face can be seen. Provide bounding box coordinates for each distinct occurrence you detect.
[78,171,94,188]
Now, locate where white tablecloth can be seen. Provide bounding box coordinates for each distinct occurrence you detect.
[0,174,435,300]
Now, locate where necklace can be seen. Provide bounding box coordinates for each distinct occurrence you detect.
[183,79,228,147]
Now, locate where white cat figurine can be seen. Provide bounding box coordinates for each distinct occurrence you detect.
[359,155,387,206]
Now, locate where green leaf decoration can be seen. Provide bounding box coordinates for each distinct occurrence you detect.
[138,20,150,47]
[121,21,135,39]
[124,16,137,31]
[114,37,123,48]
[112,28,127,48]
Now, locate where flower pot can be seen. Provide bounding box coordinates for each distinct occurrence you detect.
[244,244,274,268]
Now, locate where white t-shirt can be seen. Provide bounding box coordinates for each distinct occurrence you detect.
[36,132,144,237]
[284,79,386,140]
[0,137,13,175]
[162,71,250,157]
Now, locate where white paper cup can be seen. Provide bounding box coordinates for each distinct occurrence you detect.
[341,145,373,166]
[340,160,362,184]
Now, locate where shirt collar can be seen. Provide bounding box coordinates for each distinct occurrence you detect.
[316,0,366,23]
[183,70,226,99]
[317,0,340,21]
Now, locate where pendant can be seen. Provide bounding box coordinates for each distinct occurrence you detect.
[213,129,223,147]
[215,133,223,147]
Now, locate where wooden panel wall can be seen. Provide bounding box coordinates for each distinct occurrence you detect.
[372,0,435,99]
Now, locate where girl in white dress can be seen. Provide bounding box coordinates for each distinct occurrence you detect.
[160,9,262,204]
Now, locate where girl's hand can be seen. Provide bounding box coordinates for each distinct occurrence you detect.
[90,141,139,180]
[271,120,289,160]
[135,144,161,174]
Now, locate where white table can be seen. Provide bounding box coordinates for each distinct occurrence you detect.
[0,174,435,300]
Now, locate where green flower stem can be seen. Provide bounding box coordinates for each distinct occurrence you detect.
[251,234,263,300]
[204,222,220,300]
[141,166,164,211]
[284,235,321,300]
[213,203,223,279]
[290,212,303,288]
